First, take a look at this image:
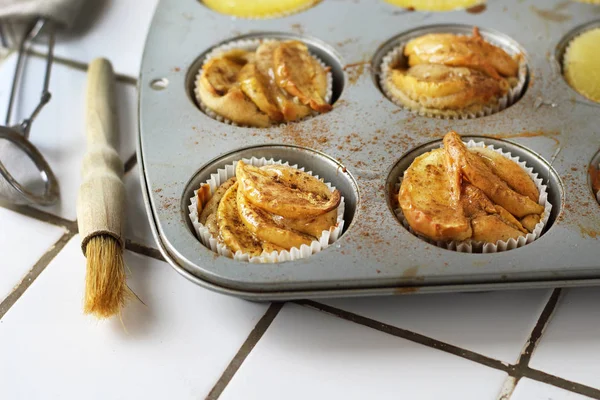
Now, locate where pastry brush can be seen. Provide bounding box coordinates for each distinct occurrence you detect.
[77,58,129,318]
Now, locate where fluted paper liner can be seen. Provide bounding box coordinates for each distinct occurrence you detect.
[194,38,333,127]
[188,157,345,263]
[395,140,552,253]
[379,34,527,119]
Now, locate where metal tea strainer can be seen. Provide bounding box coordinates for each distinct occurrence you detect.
[0,18,59,205]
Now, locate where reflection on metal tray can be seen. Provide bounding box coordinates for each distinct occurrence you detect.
[138,0,600,300]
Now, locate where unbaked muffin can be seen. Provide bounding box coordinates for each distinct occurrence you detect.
[563,27,600,103]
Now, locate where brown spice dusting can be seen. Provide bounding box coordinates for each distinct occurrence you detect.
[290,23,304,34]
[402,266,419,277]
[487,130,561,147]
[336,38,358,48]
[395,287,419,294]
[343,61,369,70]
[531,1,572,22]
[344,62,368,85]
[579,225,599,239]
[279,119,331,149]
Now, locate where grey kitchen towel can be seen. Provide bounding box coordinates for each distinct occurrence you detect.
[0,0,86,28]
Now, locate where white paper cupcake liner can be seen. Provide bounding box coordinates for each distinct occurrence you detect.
[194,38,333,127]
[379,34,527,119]
[395,140,552,253]
[188,157,345,263]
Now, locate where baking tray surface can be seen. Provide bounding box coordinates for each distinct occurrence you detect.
[138,0,600,299]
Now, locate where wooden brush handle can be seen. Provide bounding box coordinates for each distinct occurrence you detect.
[77,58,125,253]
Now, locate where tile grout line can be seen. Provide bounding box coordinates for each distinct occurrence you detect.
[0,231,75,319]
[496,376,520,400]
[0,203,77,231]
[496,288,562,400]
[295,299,511,372]
[522,367,600,399]
[206,302,285,400]
[27,49,138,85]
[125,239,164,262]
[300,296,600,400]
[515,288,562,367]
[513,288,600,399]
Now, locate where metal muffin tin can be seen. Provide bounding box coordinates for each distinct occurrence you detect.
[138,0,600,300]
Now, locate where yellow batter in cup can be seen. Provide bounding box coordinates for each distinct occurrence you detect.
[203,0,320,18]
[563,27,600,103]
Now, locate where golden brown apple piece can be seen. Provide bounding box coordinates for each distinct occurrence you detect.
[273,40,332,113]
[443,131,544,218]
[404,27,519,79]
[471,215,527,242]
[461,183,528,235]
[494,205,528,234]
[238,63,284,122]
[520,214,541,233]
[236,185,316,250]
[216,182,264,256]
[220,48,255,66]
[469,147,539,202]
[236,162,340,219]
[203,57,244,95]
[198,57,270,127]
[254,41,312,122]
[277,208,338,238]
[399,148,472,241]
[390,64,509,110]
[198,177,237,224]
[460,183,497,218]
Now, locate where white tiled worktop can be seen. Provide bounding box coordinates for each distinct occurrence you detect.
[1,1,599,399]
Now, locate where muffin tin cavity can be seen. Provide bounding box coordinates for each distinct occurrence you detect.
[185,32,345,126]
[385,137,563,252]
[182,145,359,241]
[371,24,529,119]
[555,20,600,105]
